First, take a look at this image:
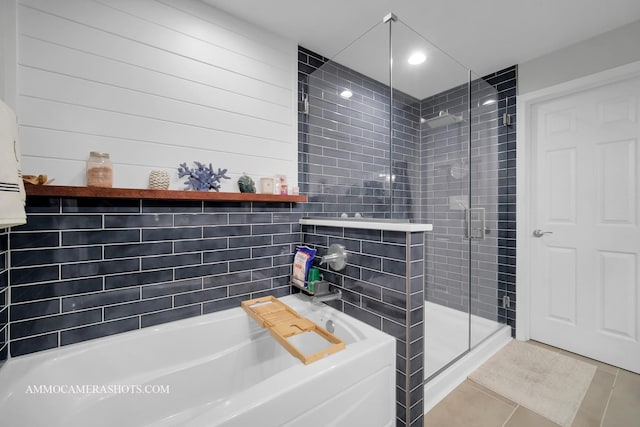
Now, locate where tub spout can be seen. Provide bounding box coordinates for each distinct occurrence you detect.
[311,288,342,304]
[310,281,342,304]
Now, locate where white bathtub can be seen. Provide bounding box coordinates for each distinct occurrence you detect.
[0,294,396,427]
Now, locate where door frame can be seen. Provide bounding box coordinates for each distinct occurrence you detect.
[515,60,640,341]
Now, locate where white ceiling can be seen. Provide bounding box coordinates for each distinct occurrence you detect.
[203,0,640,98]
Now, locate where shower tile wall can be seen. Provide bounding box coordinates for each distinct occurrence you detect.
[490,67,517,333]
[420,66,517,334]
[0,228,8,362]
[299,46,517,333]
[298,45,516,424]
[299,46,425,426]
[7,197,302,357]
[298,47,421,219]
[301,224,425,427]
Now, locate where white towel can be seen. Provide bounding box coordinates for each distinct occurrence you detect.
[0,99,26,228]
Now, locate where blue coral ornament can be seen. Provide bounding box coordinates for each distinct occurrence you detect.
[177,161,230,191]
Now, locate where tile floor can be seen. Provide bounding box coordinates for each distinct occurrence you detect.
[424,341,640,427]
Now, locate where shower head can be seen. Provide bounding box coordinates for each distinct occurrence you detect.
[424,111,464,129]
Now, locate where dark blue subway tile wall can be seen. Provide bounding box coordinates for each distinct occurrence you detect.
[298,46,420,219]
[420,66,517,336]
[488,67,517,335]
[298,47,516,425]
[0,228,8,363]
[301,224,424,427]
[7,196,302,357]
[298,45,517,336]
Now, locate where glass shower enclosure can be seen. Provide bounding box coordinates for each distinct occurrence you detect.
[298,12,511,424]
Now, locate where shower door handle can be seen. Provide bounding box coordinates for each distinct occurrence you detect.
[465,208,486,240]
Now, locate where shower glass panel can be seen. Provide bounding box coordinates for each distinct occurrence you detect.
[302,21,393,218]
[419,56,506,381]
[298,12,510,423]
[468,75,505,350]
[389,20,473,380]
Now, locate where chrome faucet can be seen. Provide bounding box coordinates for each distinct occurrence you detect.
[311,290,342,304]
[310,280,342,303]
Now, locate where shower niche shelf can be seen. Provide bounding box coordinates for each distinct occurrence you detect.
[24,184,307,203]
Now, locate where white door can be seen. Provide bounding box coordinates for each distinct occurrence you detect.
[530,73,640,373]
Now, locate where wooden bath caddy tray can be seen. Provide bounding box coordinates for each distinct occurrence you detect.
[241,296,345,365]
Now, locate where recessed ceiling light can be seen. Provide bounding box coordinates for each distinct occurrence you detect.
[420,117,426,123]
[340,89,353,99]
[482,98,497,106]
[408,52,426,65]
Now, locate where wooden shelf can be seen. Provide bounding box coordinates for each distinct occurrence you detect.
[24,184,307,203]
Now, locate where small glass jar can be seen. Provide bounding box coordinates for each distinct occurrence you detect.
[86,152,113,187]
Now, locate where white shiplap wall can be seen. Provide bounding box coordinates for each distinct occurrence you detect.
[17,0,298,190]
[1,0,18,108]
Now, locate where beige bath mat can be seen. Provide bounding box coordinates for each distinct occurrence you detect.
[469,340,596,427]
